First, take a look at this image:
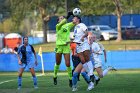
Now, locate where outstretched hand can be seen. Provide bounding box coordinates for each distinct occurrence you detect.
[66,11,73,19]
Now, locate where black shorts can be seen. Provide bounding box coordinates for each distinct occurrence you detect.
[72,55,81,68]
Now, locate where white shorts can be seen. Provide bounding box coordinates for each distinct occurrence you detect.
[76,42,90,53]
[93,58,102,68]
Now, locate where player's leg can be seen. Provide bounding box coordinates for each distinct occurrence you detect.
[94,61,102,85]
[53,53,62,85]
[81,68,94,91]
[17,65,25,89]
[72,63,83,91]
[30,68,38,88]
[63,44,73,87]
[83,50,94,76]
[77,42,93,76]
[72,55,81,81]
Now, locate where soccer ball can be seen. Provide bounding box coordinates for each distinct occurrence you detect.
[73,8,81,16]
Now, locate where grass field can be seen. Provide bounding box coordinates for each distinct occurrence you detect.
[33,40,140,52]
[0,70,140,93]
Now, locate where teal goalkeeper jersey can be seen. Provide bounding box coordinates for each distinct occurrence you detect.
[56,19,75,45]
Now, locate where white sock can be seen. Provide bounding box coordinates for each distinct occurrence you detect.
[94,74,99,80]
[103,69,109,76]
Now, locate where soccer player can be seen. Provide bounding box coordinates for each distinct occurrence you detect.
[53,12,74,87]
[17,36,38,90]
[90,34,112,85]
[71,16,94,91]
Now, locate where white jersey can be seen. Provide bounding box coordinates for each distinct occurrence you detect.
[97,42,105,51]
[91,42,103,68]
[91,42,103,58]
[73,23,88,44]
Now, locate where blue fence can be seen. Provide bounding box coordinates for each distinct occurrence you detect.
[48,14,140,30]
[0,51,140,71]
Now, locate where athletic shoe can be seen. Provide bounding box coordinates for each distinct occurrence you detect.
[34,86,38,89]
[17,86,21,90]
[69,79,72,87]
[95,78,100,86]
[53,77,57,85]
[108,66,117,71]
[87,82,94,91]
[72,86,78,92]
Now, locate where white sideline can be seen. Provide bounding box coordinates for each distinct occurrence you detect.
[0,74,44,85]
[0,80,14,85]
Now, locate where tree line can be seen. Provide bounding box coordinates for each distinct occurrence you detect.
[0,0,140,42]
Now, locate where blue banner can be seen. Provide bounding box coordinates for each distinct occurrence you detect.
[0,51,140,71]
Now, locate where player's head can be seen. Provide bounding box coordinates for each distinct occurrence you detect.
[23,36,28,45]
[57,16,65,23]
[72,16,81,25]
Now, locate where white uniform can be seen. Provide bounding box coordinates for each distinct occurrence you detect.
[91,42,103,68]
[73,23,90,53]
[97,42,105,51]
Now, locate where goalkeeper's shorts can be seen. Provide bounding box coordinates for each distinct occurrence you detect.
[55,44,70,54]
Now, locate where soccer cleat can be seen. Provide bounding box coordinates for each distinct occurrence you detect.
[17,86,21,90]
[87,82,94,91]
[95,78,100,86]
[69,79,72,87]
[53,77,57,85]
[72,86,78,92]
[108,66,117,71]
[34,86,38,89]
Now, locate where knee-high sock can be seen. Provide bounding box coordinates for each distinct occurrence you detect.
[18,76,22,87]
[81,72,91,84]
[103,68,109,77]
[32,76,37,86]
[67,66,72,80]
[54,64,60,78]
[72,72,78,87]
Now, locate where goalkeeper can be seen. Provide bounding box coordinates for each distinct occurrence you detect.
[53,12,74,87]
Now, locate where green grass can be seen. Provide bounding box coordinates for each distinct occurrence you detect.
[33,40,140,52]
[0,70,140,93]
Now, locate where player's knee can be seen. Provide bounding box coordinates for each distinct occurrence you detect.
[99,74,103,78]
[18,74,22,77]
[66,63,70,67]
[81,71,86,77]
[73,72,79,78]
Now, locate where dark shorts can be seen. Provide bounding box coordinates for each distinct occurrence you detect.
[72,55,81,68]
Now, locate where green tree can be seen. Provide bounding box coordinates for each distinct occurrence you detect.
[79,0,140,42]
[9,0,66,42]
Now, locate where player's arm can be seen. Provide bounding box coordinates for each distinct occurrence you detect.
[100,43,107,62]
[17,46,22,65]
[103,49,107,62]
[81,30,88,42]
[30,45,38,66]
[92,44,103,55]
[56,19,67,31]
[56,11,73,30]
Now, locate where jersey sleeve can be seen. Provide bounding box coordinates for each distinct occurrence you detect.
[98,43,105,50]
[17,45,22,54]
[56,19,67,31]
[81,23,88,32]
[66,22,75,29]
[30,45,35,53]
